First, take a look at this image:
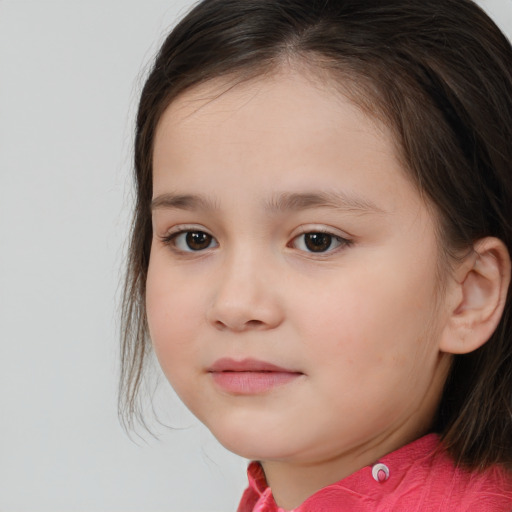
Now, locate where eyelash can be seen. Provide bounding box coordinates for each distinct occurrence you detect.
[160,227,352,255]
[160,229,218,253]
[289,229,352,254]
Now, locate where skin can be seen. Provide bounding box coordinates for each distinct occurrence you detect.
[146,68,455,509]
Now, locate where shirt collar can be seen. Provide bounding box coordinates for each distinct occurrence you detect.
[238,434,441,512]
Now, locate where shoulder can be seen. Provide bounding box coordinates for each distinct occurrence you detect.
[428,457,512,511]
[237,436,512,512]
[385,435,512,511]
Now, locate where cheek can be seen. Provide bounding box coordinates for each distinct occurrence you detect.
[296,256,442,375]
[291,267,444,440]
[145,253,203,378]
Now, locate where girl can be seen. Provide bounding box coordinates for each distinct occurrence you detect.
[120,0,512,510]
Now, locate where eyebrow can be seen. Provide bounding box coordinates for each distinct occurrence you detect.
[151,191,385,215]
[151,193,218,212]
[264,191,385,215]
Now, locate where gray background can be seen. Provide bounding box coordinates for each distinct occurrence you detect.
[0,1,510,511]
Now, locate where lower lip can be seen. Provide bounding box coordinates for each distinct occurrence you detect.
[210,371,302,394]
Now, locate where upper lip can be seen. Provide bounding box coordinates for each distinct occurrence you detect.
[208,357,301,373]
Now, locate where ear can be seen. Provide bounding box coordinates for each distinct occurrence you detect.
[439,237,511,355]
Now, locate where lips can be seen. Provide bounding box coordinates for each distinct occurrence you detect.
[208,358,303,394]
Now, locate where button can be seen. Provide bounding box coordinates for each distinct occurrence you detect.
[372,463,390,482]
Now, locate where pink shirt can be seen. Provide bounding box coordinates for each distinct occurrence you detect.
[237,434,512,511]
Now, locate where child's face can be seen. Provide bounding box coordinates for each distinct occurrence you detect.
[147,70,452,475]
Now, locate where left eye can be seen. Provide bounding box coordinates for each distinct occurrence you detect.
[171,230,218,252]
[292,232,346,253]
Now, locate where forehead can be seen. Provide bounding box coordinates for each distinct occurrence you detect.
[152,68,425,219]
[154,69,395,169]
[156,68,389,136]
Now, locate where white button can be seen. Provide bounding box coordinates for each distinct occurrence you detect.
[372,463,390,482]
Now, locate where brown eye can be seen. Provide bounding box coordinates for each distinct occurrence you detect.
[292,232,347,253]
[186,231,212,250]
[304,233,333,252]
[168,230,218,252]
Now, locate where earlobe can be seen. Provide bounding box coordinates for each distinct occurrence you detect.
[439,237,511,355]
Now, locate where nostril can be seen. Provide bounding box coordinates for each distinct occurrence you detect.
[212,318,265,332]
[206,292,284,331]
[246,319,264,328]
[213,320,229,331]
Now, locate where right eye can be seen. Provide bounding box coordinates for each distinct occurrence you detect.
[164,230,218,252]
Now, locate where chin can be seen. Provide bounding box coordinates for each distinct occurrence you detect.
[205,418,303,461]
[220,438,291,461]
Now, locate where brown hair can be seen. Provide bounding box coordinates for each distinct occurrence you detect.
[120,0,512,469]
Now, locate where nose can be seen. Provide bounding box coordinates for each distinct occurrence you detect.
[206,250,284,332]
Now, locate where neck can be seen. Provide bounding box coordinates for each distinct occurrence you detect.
[259,354,452,510]
[261,427,427,510]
